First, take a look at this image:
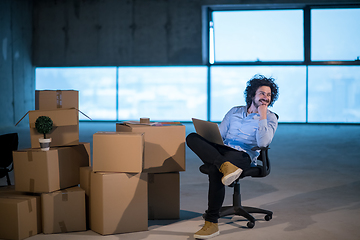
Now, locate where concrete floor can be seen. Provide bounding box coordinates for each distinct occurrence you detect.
[1,122,360,240]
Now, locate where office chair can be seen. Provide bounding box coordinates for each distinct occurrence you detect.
[199,146,273,228]
[0,133,19,186]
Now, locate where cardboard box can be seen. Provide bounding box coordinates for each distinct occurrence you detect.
[41,186,86,234]
[0,195,38,240]
[35,90,79,110]
[116,122,186,173]
[28,108,79,148]
[80,166,92,229]
[93,132,144,173]
[13,143,90,193]
[0,192,42,234]
[90,171,148,235]
[148,172,180,220]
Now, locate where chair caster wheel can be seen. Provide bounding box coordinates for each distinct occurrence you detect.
[247,221,255,228]
[265,214,272,221]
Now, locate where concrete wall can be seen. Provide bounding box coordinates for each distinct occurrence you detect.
[0,0,34,128]
[33,0,203,66]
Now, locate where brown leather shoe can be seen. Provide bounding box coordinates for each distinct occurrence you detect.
[194,221,219,239]
[219,161,243,186]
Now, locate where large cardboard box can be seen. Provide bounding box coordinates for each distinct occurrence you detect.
[90,171,148,235]
[148,172,180,220]
[28,108,79,148]
[35,90,79,110]
[116,122,186,173]
[41,186,86,234]
[13,143,90,193]
[93,132,144,173]
[0,195,38,240]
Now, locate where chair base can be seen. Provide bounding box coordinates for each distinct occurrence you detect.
[220,205,272,228]
[203,205,272,229]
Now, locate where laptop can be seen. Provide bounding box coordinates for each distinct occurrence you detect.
[192,118,224,145]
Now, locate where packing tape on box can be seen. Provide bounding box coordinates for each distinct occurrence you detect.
[29,179,35,192]
[61,190,68,201]
[56,90,62,108]
[28,230,33,237]
[59,221,67,233]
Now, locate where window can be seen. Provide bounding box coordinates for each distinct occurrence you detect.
[36,66,207,121]
[211,66,306,122]
[212,10,304,62]
[36,67,117,120]
[209,5,360,123]
[117,67,207,121]
[308,66,360,122]
[311,8,360,61]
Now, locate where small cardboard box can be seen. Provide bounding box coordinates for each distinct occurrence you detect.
[35,90,79,110]
[90,171,148,235]
[148,172,180,220]
[13,143,90,193]
[116,122,186,173]
[0,195,38,240]
[0,192,42,234]
[41,186,86,234]
[92,132,144,173]
[28,108,79,148]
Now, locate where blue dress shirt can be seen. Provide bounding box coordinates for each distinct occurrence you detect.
[219,106,278,165]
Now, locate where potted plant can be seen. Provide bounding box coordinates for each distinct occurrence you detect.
[35,116,53,151]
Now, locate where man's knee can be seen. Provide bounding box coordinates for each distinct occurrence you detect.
[186,132,199,147]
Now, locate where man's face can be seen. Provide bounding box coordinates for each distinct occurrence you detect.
[252,86,272,108]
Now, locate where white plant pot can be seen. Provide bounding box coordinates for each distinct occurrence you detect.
[39,138,52,151]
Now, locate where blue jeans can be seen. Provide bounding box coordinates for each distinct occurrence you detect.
[186,132,251,223]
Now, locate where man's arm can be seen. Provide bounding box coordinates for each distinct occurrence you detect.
[256,111,278,147]
[218,107,237,139]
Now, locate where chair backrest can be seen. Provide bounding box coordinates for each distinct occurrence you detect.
[0,133,19,169]
[241,146,271,179]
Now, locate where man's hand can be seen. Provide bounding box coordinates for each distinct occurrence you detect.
[258,103,268,120]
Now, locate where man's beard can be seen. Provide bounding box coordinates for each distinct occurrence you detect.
[253,98,269,108]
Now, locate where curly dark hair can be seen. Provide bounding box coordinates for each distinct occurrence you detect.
[244,74,279,107]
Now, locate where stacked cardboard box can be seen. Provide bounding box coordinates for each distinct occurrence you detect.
[4,90,90,240]
[87,132,148,235]
[83,121,185,235]
[115,121,185,220]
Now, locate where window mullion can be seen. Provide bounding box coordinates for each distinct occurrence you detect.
[304,6,311,65]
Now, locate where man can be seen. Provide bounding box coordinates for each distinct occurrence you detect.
[186,74,279,239]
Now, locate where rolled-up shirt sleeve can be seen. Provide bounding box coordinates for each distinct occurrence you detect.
[256,112,278,147]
